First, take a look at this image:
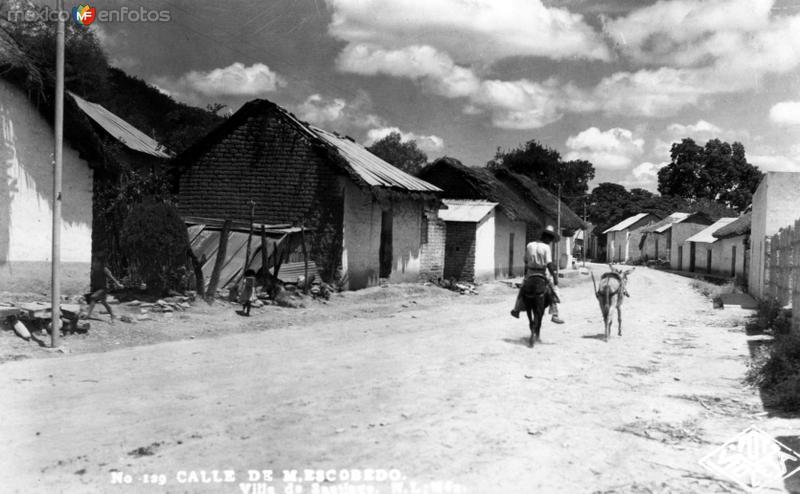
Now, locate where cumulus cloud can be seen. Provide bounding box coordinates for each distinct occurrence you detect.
[667,120,722,136]
[156,63,284,101]
[748,154,800,172]
[295,93,383,129]
[769,101,800,125]
[603,0,800,99]
[564,127,645,169]
[364,126,445,154]
[326,0,610,63]
[337,44,481,98]
[618,161,668,191]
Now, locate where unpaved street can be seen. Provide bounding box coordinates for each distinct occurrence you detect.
[1,267,797,493]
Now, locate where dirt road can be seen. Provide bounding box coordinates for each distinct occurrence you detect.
[1,267,797,493]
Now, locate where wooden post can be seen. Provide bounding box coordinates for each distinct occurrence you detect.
[244,200,255,273]
[260,225,269,283]
[301,224,309,294]
[50,0,65,348]
[188,248,205,297]
[205,219,231,303]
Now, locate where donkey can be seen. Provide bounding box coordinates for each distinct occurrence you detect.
[591,264,633,341]
[521,274,550,347]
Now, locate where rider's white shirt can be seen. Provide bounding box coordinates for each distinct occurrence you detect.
[524,241,552,270]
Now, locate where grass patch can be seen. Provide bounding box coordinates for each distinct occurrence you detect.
[689,279,734,305]
[745,300,799,411]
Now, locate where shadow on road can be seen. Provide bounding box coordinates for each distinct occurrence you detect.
[581,333,607,340]
[502,337,530,347]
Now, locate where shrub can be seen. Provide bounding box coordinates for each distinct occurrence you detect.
[120,202,189,296]
[746,298,792,334]
[746,329,800,410]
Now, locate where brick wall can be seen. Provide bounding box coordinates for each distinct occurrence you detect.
[443,222,476,281]
[419,209,446,281]
[177,107,345,280]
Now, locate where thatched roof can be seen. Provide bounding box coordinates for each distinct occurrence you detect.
[492,167,585,234]
[0,22,44,97]
[419,157,542,226]
[712,212,751,239]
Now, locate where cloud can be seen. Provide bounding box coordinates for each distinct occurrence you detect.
[617,161,667,191]
[364,127,445,154]
[769,101,800,125]
[326,0,610,63]
[156,63,284,101]
[603,0,800,97]
[667,120,722,137]
[295,93,383,129]
[564,127,645,169]
[337,44,481,98]
[749,151,800,172]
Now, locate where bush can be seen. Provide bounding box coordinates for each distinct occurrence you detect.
[746,329,800,410]
[120,202,189,296]
[747,298,792,335]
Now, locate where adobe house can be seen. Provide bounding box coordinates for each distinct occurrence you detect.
[173,99,443,290]
[603,213,661,263]
[638,212,690,262]
[711,212,751,279]
[418,157,540,280]
[748,172,800,299]
[668,212,716,271]
[492,168,585,269]
[683,217,738,274]
[437,199,498,281]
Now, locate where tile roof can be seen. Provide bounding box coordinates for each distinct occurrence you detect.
[603,213,652,234]
[642,212,690,233]
[685,217,738,243]
[68,91,172,159]
[439,199,497,222]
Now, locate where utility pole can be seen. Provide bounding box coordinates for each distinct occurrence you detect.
[583,201,587,267]
[51,0,65,348]
[556,184,561,277]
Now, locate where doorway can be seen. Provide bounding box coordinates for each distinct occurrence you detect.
[731,245,737,277]
[689,243,696,272]
[379,210,393,278]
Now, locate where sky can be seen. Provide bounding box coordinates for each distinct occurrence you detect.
[50,0,800,191]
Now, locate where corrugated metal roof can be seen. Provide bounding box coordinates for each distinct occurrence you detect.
[643,212,690,233]
[311,127,441,193]
[713,212,751,239]
[685,217,738,244]
[603,213,651,234]
[68,91,172,159]
[439,199,497,222]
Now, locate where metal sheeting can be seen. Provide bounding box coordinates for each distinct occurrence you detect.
[311,127,441,193]
[68,91,172,158]
[643,212,691,233]
[685,217,738,244]
[189,224,295,290]
[439,199,497,222]
[603,213,651,234]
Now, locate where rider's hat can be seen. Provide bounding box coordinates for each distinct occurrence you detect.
[541,225,560,241]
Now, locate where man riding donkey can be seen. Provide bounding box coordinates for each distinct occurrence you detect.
[510,225,564,324]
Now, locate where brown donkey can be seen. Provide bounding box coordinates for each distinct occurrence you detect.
[591,264,634,341]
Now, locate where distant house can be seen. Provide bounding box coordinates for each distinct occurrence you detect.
[712,212,751,279]
[174,99,443,290]
[438,199,499,281]
[603,213,661,263]
[419,158,539,279]
[683,218,738,274]
[748,172,800,299]
[669,212,715,271]
[491,168,585,269]
[638,212,690,262]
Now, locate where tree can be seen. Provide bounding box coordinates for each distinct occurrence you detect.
[366,132,428,176]
[658,138,762,212]
[487,140,595,201]
[586,183,632,234]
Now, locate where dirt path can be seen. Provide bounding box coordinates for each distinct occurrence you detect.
[1,267,797,493]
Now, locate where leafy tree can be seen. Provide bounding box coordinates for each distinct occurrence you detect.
[586,183,632,234]
[366,132,428,175]
[657,138,762,212]
[120,201,189,295]
[487,140,596,200]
